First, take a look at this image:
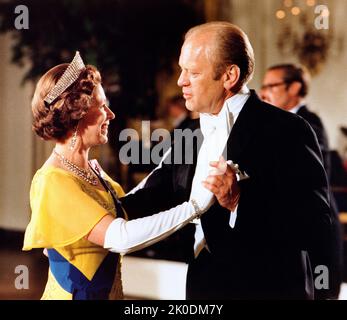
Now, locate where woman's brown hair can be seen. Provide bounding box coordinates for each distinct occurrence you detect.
[31,64,101,141]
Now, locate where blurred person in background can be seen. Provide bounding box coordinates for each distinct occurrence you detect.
[261,63,343,299]
[167,94,194,131]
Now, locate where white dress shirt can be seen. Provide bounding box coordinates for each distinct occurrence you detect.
[191,86,251,257]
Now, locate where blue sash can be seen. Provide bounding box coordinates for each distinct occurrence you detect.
[47,249,119,300]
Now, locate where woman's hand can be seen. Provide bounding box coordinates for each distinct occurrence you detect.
[203,156,240,211]
[189,175,215,213]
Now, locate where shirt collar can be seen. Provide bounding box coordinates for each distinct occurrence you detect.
[224,85,250,122]
[199,86,251,137]
[289,102,306,114]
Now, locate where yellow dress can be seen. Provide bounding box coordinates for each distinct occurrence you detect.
[23,165,125,300]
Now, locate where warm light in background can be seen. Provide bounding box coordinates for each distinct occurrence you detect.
[284,0,293,7]
[276,10,286,19]
[291,6,301,15]
[306,0,316,6]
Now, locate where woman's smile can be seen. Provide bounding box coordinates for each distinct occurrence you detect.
[101,122,109,135]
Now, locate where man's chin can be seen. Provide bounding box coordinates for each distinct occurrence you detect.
[185,101,195,112]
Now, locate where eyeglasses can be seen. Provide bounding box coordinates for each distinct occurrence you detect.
[261,81,289,91]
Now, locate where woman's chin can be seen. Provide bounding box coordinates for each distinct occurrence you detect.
[93,133,108,146]
[99,136,108,144]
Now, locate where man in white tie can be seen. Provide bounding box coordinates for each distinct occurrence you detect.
[121,22,332,299]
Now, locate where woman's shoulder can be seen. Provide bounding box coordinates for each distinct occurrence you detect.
[35,164,72,176]
[34,164,69,179]
[31,165,78,191]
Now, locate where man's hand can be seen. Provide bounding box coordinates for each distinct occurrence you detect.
[202,156,240,211]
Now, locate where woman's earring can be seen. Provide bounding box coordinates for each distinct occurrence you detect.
[69,125,78,151]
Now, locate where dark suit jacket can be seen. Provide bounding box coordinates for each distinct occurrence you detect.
[121,91,332,300]
[297,106,330,177]
[296,105,343,299]
[175,115,195,132]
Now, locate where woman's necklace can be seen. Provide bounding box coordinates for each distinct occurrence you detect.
[53,149,98,186]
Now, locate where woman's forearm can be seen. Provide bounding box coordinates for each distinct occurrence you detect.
[103,200,203,254]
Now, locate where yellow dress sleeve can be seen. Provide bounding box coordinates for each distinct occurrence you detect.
[23,167,112,250]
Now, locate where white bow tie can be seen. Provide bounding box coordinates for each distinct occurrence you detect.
[199,108,234,139]
[199,87,250,138]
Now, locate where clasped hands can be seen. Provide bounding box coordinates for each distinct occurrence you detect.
[190,156,240,213]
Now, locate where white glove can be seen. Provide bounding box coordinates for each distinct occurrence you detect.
[189,177,215,213]
[104,200,204,254]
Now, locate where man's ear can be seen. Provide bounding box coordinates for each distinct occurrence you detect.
[288,81,302,96]
[223,65,240,91]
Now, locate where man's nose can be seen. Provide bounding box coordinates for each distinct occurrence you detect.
[260,88,267,101]
[177,70,189,87]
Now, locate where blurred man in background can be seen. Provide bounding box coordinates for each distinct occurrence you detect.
[261,63,343,299]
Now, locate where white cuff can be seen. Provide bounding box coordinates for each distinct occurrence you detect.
[229,204,238,228]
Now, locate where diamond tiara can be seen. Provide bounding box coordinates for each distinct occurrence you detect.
[44,51,86,104]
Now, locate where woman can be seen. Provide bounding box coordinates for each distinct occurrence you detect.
[23,52,216,300]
